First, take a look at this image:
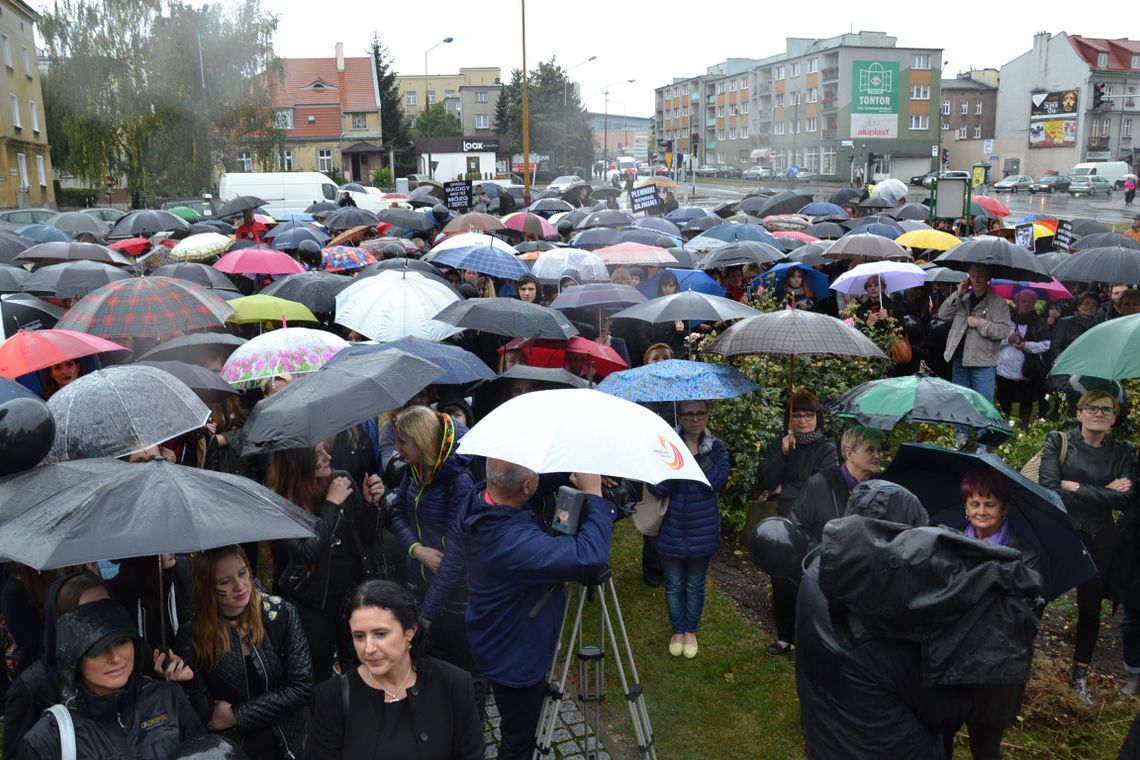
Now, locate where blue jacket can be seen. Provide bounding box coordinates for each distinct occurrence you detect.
[458,484,614,687]
[648,429,730,559]
[390,423,475,621]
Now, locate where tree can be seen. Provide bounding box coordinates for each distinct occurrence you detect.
[492,59,594,173]
[412,104,463,139]
[494,69,523,150]
[369,33,415,177]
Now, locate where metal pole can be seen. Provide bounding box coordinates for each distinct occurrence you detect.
[424,37,454,180]
[604,90,609,168]
[521,0,531,204]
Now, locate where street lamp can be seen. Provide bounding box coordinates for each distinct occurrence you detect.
[424,36,454,179]
[562,56,596,172]
[603,79,635,166]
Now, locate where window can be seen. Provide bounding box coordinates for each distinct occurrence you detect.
[806,117,818,132]
[22,46,29,78]
[909,114,929,130]
[1132,55,1140,69]
[273,109,293,129]
[806,147,819,173]
[739,125,748,138]
[911,85,930,100]
[1097,52,1109,67]
[808,58,818,74]
[822,145,836,175]
[958,126,967,139]
[807,88,818,103]
[16,153,27,189]
[28,100,37,132]
[715,82,723,95]
[791,62,801,77]
[475,91,488,103]
[912,53,931,70]
[791,91,801,106]
[942,100,951,115]
[1124,118,1132,138]
[1098,118,1111,137]
[974,126,982,139]
[475,113,489,129]
[10,95,20,129]
[775,121,785,135]
[740,101,749,114]
[426,90,436,105]
[35,154,45,186]
[239,152,253,172]
[975,101,983,115]
[406,91,417,106]
[278,150,294,171]
[444,89,455,99]
[961,101,968,115]
[942,120,950,131]
[1,35,11,69]
[775,66,785,80]
[728,127,737,139]
[716,129,725,140]
[317,149,333,172]
[775,94,784,108]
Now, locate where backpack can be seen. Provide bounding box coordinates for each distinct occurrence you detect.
[1021,430,1068,483]
[45,704,76,760]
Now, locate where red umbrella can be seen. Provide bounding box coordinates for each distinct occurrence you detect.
[109,237,151,256]
[214,248,306,276]
[499,336,628,379]
[972,195,1011,218]
[593,242,677,266]
[0,328,129,378]
[771,230,820,243]
[502,212,556,238]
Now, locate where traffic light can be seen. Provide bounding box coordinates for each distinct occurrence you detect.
[1093,83,1106,109]
[691,131,700,148]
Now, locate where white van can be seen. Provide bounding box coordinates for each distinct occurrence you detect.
[1070,161,1132,190]
[218,172,339,216]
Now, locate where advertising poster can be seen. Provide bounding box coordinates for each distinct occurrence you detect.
[1029,90,1079,149]
[851,61,900,139]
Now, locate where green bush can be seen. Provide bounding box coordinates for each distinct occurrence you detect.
[325,167,347,187]
[370,166,393,190]
[56,187,103,209]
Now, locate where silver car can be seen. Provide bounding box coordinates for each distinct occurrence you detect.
[994,174,1034,193]
[1068,175,1114,197]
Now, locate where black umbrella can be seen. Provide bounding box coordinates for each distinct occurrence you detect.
[0,264,30,293]
[261,271,351,314]
[1072,232,1140,251]
[1035,252,1067,275]
[15,241,133,267]
[216,196,268,218]
[138,332,247,364]
[571,227,621,249]
[843,214,902,230]
[528,198,573,218]
[515,240,558,253]
[738,191,812,217]
[305,201,338,215]
[331,338,494,385]
[713,201,738,219]
[0,232,34,264]
[1070,218,1109,236]
[1049,246,1140,283]
[50,211,109,238]
[481,364,591,390]
[924,266,969,284]
[0,293,64,337]
[323,207,380,233]
[560,183,593,204]
[697,241,785,270]
[665,247,698,269]
[611,290,760,323]
[152,262,240,291]
[882,443,1098,601]
[888,202,932,221]
[108,210,191,240]
[935,236,1051,282]
[858,196,895,209]
[784,241,832,267]
[681,216,722,236]
[375,207,435,231]
[241,349,445,455]
[433,297,579,339]
[187,220,234,236]
[135,360,238,402]
[21,261,134,299]
[803,222,846,240]
[576,209,633,230]
[829,188,862,205]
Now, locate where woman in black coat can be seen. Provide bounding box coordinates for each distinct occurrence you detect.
[309,580,483,760]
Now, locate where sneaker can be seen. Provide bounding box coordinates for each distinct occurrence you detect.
[767,641,794,657]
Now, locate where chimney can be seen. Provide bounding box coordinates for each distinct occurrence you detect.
[336,42,344,73]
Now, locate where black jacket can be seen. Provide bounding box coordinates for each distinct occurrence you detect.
[789,464,852,547]
[758,434,838,515]
[308,657,483,760]
[1049,313,1096,363]
[1038,428,1136,536]
[175,594,313,759]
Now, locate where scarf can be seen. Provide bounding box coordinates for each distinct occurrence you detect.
[794,429,825,447]
[964,518,1011,546]
[408,412,457,490]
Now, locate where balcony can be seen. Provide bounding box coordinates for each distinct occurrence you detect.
[707,117,717,127]
[753,82,771,96]
[753,108,773,122]
[820,98,837,113]
[821,67,839,83]
[1087,136,1110,150]
[822,127,838,140]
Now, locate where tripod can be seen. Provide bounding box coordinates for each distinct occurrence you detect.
[533,568,656,759]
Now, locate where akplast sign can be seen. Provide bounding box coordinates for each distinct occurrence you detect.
[851,60,899,139]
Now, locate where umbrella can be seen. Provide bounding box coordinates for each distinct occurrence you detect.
[335,269,460,342]
[598,358,758,402]
[241,349,446,455]
[108,210,191,239]
[138,333,247,364]
[741,191,813,217]
[851,222,902,240]
[320,245,376,273]
[898,220,933,233]
[830,261,927,296]
[799,202,847,218]
[698,241,785,270]
[1049,246,1140,283]
[15,241,132,267]
[17,225,71,244]
[829,188,862,205]
[216,195,268,218]
[635,177,679,190]
[331,337,492,385]
[500,336,629,379]
[664,247,698,269]
[760,262,830,300]
[169,232,234,262]
[152,262,238,292]
[47,364,210,462]
[514,240,557,254]
[824,232,911,261]
[895,229,962,252]
[882,443,1098,600]
[457,388,709,486]
[326,226,375,248]
[694,223,779,246]
[784,241,832,267]
[971,196,1011,218]
[924,266,969,284]
[502,212,556,238]
[990,277,1073,301]
[614,227,684,249]
[1071,232,1140,252]
[635,268,725,299]
[0,264,29,293]
[214,248,306,276]
[869,178,908,205]
[858,196,895,210]
[1050,313,1140,379]
[306,201,338,215]
[432,243,528,280]
[0,329,128,379]
[889,203,933,221]
[666,207,716,223]
[226,294,318,325]
[576,210,634,230]
[260,271,351,314]
[1,294,65,337]
[0,232,34,264]
[0,374,41,403]
[361,256,444,279]
[529,248,610,283]
[801,222,846,240]
[568,227,621,250]
[593,242,677,267]
[631,217,682,236]
[50,211,109,239]
[550,283,647,311]
[1034,252,1067,275]
[167,206,202,223]
[611,290,759,324]
[1070,219,1110,236]
[322,207,380,233]
[431,231,517,256]
[221,327,348,389]
[483,364,590,390]
[21,261,134,299]
[0,458,316,570]
[442,212,506,236]
[55,277,234,340]
[433,297,578,340]
[934,236,1051,282]
[135,360,238,402]
[268,226,331,251]
[529,198,574,217]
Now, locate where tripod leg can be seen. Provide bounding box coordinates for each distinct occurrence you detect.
[599,577,658,759]
[532,585,586,758]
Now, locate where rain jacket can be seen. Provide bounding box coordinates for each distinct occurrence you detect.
[758,433,838,515]
[1038,428,1136,536]
[647,428,730,559]
[457,484,615,688]
[788,464,853,548]
[391,417,476,621]
[16,598,204,760]
[938,288,1011,367]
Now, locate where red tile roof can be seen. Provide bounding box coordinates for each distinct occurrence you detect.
[1070,36,1140,71]
[272,57,380,112]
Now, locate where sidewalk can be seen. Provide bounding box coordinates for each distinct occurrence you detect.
[482,693,612,760]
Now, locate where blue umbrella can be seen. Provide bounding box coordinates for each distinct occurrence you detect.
[1,375,42,403]
[270,226,331,251]
[665,207,716,223]
[851,222,902,240]
[760,261,829,299]
[598,358,758,402]
[799,202,847,218]
[571,228,621,250]
[18,225,70,244]
[637,268,725,298]
[698,224,779,245]
[330,337,494,385]
[550,283,647,311]
[432,244,527,279]
[882,443,1098,601]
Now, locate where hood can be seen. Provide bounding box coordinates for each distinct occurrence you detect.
[56,598,141,693]
[559,269,581,288]
[41,571,89,681]
[439,418,473,479]
[844,480,929,527]
[437,395,475,428]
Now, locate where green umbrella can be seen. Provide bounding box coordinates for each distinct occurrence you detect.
[1050,314,1140,379]
[226,294,318,325]
[168,206,202,222]
[827,374,1013,443]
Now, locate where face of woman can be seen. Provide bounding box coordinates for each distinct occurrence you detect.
[787,269,803,288]
[509,379,536,398]
[1078,399,1118,434]
[645,349,671,365]
[518,282,537,303]
[965,492,1008,539]
[864,278,882,300]
[678,403,709,439]
[213,553,253,618]
[351,606,415,681]
[50,360,80,386]
[503,350,525,370]
[394,434,424,467]
[314,443,333,478]
[1077,297,1100,319]
[659,278,677,296]
[80,637,134,696]
[791,409,818,434]
[844,440,882,481]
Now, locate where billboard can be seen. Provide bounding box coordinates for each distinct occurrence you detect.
[851,60,900,139]
[1029,90,1078,149]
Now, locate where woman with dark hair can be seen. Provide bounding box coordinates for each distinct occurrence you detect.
[996,289,1051,427]
[309,580,483,760]
[515,274,539,305]
[40,359,82,400]
[176,546,312,760]
[268,440,386,682]
[774,266,816,310]
[639,271,687,358]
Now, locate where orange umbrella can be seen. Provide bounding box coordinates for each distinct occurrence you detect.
[442,212,506,235]
[327,225,374,247]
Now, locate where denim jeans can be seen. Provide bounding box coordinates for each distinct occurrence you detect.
[951,357,997,401]
[1122,606,1140,673]
[659,554,711,634]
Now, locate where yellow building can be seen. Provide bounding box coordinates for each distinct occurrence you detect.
[396,67,501,127]
[0,0,53,208]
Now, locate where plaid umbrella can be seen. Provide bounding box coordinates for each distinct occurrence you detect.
[169,232,234,262]
[55,277,235,339]
[707,309,887,360]
[261,271,351,313]
[321,245,377,273]
[432,244,527,279]
[221,327,348,389]
[598,358,758,402]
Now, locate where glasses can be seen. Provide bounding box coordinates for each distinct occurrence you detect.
[1081,404,1116,417]
[791,412,817,421]
[680,411,708,419]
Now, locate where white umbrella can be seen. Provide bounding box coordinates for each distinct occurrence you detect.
[168,232,234,262]
[529,248,610,283]
[457,388,710,486]
[221,327,348,390]
[430,232,516,256]
[830,261,927,296]
[335,269,461,342]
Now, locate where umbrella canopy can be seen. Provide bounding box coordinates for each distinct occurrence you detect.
[502,212,556,238]
[888,203,932,221]
[615,228,684,249]
[325,226,374,248]
[706,309,888,360]
[108,210,190,239]
[593,242,677,267]
[138,333,247,364]
[829,188,862,205]
[152,262,238,292]
[799,202,847,218]
[666,206,716,223]
[0,264,29,293]
[214,248,306,276]
[895,229,962,252]
[221,327,348,389]
[858,196,895,210]
[333,338,492,385]
[697,241,785,270]
[924,266,969,284]
[241,349,446,455]
[216,195,268,218]
[16,241,132,267]
[636,268,725,298]
[852,222,902,240]
[431,231,517,256]
[167,206,201,222]
[0,458,316,569]
[21,261,134,299]
[831,261,928,295]
[226,294,318,324]
[1,294,65,337]
[0,374,41,402]
[457,388,709,486]
[934,236,1051,282]
[483,364,591,390]
[268,225,331,251]
[990,277,1072,301]
[759,262,830,300]
[882,443,1097,600]
[742,191,813,217]
[802,221,849,241]
[569,227,621,250]
[432,243,528,279]
[0,329,128,378]
[260,271,351,314]
[442,212,506,236]
[1069,219,1109,236]
[598,358,758,402]
[1072,232,1140,251]
[824,232,911,261]
[1051,246,1140,283]
[529,248,610,283]
[635,177,679,190]
[1050,313,1140,379]
[169,232,234,262]
[577,209,634,230]
[55,277,234,340]
[784,241,832,267]
[47,364,210,462]
[514,240,558,254]
[50,211,108,238]
[335,269,460,342]
[971,195,1011,218]
[550,283,647,311]
[500,336,628,379]
[528,198,574,217]
[135,360,238,402]
[322,207,380,233]
[631,217,683,236]
[433,297,578,340]
[0,232,34,264]
[694,223,779,246]
[320,245,376,273]
[306,201,338,215]
[610,290,759,324]
[17,225,70,244]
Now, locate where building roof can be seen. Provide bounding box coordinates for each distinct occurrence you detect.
[1069,36,1140,71]
[273,56,381,112]
[940,77,997,92]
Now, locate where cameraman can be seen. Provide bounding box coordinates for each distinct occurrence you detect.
[457,458,615,760]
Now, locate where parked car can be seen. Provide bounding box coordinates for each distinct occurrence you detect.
[994,174,1034,193]
[406,173,432,191]
[716,166,743,179]
[910,171,937,187]
[923,170,971,188]
[743,166,773,181]
[0,208,59,225]
[160,197,220,217]
[694,165,719,178]
[1068,175,1114,197]
[1028,175,1071,194]
[547,175,585,193]
[81,207,128,224]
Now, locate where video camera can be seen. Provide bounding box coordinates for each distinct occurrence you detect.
[550,482,636,536]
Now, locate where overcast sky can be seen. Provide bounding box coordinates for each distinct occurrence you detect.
[257,1,1124,117]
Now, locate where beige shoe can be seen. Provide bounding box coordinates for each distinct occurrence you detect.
[682,634,698,659]
[668,635,684,657]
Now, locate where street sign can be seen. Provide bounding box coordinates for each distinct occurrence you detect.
[444,180,471,211]
[841,140,854,148]
[989,155,1000,162]
[983,139,994,155]
[931,145,939,157]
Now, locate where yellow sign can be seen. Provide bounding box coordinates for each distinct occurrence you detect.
[664,152,674,169]
[971,166,986,188]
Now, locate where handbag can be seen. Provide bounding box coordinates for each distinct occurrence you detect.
[890,333,913,364]
[1021,430,1068,483]
[45,705,76,760]
[1022,351,1047,383]
[631,486,670,537]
